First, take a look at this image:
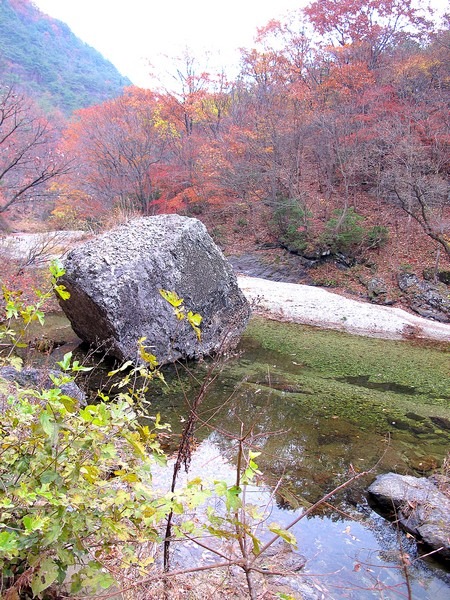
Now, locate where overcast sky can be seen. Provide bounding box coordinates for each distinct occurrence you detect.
[33,0,447,89]
[33,0,310,88]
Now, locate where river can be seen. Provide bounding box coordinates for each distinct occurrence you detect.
[33,313,450,598]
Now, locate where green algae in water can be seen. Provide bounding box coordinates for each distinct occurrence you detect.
[150,317,450,498]
[39,313,449,598]
[243,317,450,400]
[145,320,450,598]
[224,317,450,437]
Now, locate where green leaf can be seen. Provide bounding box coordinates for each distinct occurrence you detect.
[108,360,134,376]
[55,284,70,300]
[8,355,23,370]
[49,259,66,279]
[214,480,228,496]
[187,310,202,327]
[268,523,297,548]
[225,485,242,511]
[70,359,92,372]
[59,395,77,413]
[0,531,19,555]
[22,514,47,532]
[31,557,59,596]
[80,465,100,483]
[138,342,159,369]
[35,310,45,325]
[57,352,73,371]
[43,520,63,545]
[187,310,202,340]
[248,530,261,555]
[172,501,184,514]
[40,470,59,484]
[124,433,148,460]
[5,300,19,319]
[40,411,57,439]
[159,289,184,307]
[153,412,170,430]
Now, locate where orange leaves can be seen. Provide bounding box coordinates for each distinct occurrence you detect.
[49,183,106,228]
[60,87,177,213]
[320,60,375,99]
[162,186,201,214]
[305,0,433,69]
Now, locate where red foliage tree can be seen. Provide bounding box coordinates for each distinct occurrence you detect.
[61,87,176,215]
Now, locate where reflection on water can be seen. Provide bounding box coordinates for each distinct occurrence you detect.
[143,317,450,598]
[150,437,450,599]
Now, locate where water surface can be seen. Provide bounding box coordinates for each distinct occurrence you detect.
[145,317,450,598]
[34,313,450,598]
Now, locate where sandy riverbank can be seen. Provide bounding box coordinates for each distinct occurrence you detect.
[237,275,450,342]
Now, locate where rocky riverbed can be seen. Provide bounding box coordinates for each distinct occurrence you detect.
[1,230,450,342]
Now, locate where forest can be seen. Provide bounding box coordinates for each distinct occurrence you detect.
[1,0,448,304]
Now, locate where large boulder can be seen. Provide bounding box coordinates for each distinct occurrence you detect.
[57,215,251,365]
[367,472,450,561]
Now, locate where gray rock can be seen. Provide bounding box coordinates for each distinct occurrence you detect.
[367,277,388,297]
[0,366,85,403]
[228,251,314,284]
[57,215,251,365]
[438,270,450,285]
[366,277,395,304]
[397,272,450,322]
[367,472,450,560]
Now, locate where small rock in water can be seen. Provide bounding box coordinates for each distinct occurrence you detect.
[368,472,450,561]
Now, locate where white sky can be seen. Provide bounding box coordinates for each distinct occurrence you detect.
[32,0,309,88]
[33,0,448,89]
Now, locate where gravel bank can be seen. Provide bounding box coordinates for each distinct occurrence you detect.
[238,275,450,342]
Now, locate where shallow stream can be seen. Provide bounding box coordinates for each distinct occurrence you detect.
[40,314,450,598]
[146,317,450,598]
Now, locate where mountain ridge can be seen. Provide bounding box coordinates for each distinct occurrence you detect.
[0,0,132,114]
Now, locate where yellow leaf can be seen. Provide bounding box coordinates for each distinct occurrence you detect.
[159,289,184,307]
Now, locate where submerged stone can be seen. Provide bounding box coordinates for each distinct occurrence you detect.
[57,215,251,365]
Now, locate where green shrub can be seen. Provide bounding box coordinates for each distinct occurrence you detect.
[365,225,389,249]
[211,225,226,244]
[271,198,309,253]
[0,369,172,597]
[322,207,365,253]
[0,265,174,597]
[322,208,389,254]
[0,264,299,598]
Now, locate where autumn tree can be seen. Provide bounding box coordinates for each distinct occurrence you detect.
[62,87,177,215]
[157,51,214,195]
[225,41,312,208]
[375,96,450,259]
[0,85,70,230]
[304,0,433,69]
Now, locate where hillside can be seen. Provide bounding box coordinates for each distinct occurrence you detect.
[0,0,131,114]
